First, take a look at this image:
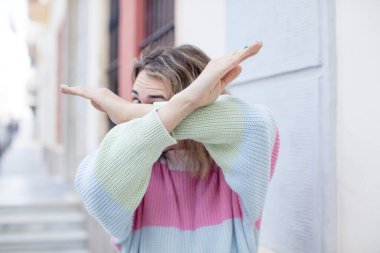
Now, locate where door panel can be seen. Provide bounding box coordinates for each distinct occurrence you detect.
[227,0,321,81]
[230,77,321,252]
[226,0,334,252]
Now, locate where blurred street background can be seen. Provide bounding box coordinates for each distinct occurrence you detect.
[0,0,379,253]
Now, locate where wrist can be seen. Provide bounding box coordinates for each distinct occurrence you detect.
[171,92,199,113]
[118,102,153,123]
[156,93,198,133]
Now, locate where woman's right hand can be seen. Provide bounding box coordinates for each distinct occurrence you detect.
[60,85,152,124]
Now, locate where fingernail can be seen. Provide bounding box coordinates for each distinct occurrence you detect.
[243,45,248,49]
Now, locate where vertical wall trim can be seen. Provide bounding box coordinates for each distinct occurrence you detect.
[320,0,337,252]
[118,0,145,100]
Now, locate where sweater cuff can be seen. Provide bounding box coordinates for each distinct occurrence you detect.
[141,108,177,148]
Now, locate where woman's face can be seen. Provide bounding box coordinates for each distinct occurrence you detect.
[131,70,170,104]
[132,70,181,151]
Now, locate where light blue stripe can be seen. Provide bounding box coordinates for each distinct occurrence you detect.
[120,218,258,253]
[224,102,277,224]
[75,149,134,241]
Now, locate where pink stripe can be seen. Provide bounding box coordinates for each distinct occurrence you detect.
[270,128,280,179]
[255,213,262,230]
[133,162,243,231]
[110,237,121,252]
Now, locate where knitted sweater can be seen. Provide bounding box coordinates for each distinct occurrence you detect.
[75,95,280,253]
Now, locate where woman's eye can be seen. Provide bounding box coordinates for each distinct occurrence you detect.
[132,98,141,104]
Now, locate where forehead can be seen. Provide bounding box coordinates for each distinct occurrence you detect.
[132,71,169,95]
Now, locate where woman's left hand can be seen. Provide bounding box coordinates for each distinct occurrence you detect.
[180,42,263,108]
[156,42,263,133]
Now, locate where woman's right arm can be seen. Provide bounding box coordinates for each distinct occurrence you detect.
[74,109,177,243]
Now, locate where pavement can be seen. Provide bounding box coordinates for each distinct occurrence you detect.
[0,108,77,206]
[0,109,88,253]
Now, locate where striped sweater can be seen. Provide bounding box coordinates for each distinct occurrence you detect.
[75,95,280,253]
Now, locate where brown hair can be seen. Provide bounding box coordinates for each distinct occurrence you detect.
[132,44,218,179]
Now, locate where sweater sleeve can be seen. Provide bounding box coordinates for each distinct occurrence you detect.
[154,95,280,226]
[74,109,177,243]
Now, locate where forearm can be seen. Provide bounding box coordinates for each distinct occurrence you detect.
[122,95,243,143]
[118,93,198,133]
[118,102,153,123]
[156,93,198,133]
[152,95,246,144]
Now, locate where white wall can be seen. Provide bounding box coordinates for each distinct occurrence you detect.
[336,0,380,252]
[35,0,66,146]
[59,0,110,181]
[226,0,336,252]
[84,0,109,152]
[175,0,225,58]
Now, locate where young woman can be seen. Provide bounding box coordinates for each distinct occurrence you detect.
[61,42,280,253]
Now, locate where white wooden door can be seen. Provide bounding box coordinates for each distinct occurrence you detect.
[226,0,336,252]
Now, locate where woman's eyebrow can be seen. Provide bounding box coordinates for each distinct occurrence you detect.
[148,94,166,100]
[132,89,166,100]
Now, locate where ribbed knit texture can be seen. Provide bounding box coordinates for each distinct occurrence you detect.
[75,95,280,253]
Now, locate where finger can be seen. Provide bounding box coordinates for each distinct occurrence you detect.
[240,42,263,62]
[59,84,72,94]
[60,84,80,95]
[60,85,92,99]
[221,65,242,87]
[231,42,263,64]
[217,42,262,77]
